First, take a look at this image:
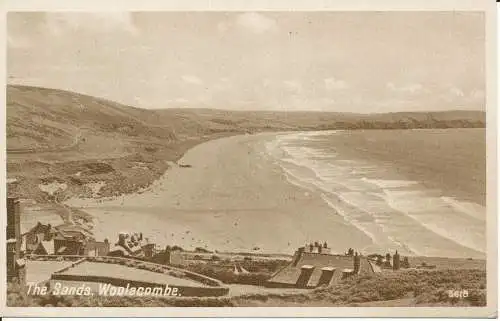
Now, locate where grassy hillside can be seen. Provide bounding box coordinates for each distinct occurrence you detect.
[7,268,486,307]
[232,269,486,307]
[7,84,486,206]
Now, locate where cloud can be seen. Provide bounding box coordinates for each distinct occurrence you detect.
[386,82,426,94]
[235,13,278,34]
[449,86,465,97]
[7,34,31,49]
[440,86,468,103]
[324,77,348,91]
[470,89,485,100]
[213,82,231,91]
[182,75,203,85]
[283,80,302,92]
[44,12,138,36]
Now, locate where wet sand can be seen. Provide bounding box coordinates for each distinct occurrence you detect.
[66,133,371,254]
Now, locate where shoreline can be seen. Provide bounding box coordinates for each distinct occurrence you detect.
[64,131,486,260]
[65,132,372,254]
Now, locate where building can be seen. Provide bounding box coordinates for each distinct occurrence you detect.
[22,220,95,256]
[6,197,26,285]
[53,237,85,255]
[266,246,377,289]
[108,231,145,257]
[84,240,110,257]
[368,251,407,270]
[303,241,332,254]
[32,240,55,255]
[54,223,93,242]
[141,242,156,258]
[22,222,59,254]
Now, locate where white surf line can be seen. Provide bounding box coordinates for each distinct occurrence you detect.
[319,194,378,245]
[332,192,424,254]
[265,132,486,256]
[440,196,486,222]
[263,140,381,247]
[380,192,486,255]
[263,134,393,250]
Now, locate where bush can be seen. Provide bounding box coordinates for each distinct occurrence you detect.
[466,289,487,307]
[311,269,487,306]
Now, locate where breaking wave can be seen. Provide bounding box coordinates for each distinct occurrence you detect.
[264,131,486,258]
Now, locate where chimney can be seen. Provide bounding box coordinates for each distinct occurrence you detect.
[385,253,392,269]
[402,256,410,268]
[353,252,360,274]
[7,198,21,241]
[164,245,172,264]
[7,197,25,285]
[45,223,52,240]
[393,250,401,270]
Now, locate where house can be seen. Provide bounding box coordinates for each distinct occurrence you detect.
[112,231,145,257]
[141,242,156,258]
[266,245,376,289]
[22,222,59,254]
[55,224,94,242]
[22,221,94,255]
[84,240,110,257]
[32,240,55,255]
[303,241,332,254]
[53,237,85,255]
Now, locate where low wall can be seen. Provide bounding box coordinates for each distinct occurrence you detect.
[31,254,229,297]
[27,254,223,287]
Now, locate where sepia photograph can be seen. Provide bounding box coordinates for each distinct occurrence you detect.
[2,0,497,318]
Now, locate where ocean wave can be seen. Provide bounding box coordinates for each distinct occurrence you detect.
[361,178,419,189]
[381,190,486,254]
[441,196,486,222]
[264,132,486,258]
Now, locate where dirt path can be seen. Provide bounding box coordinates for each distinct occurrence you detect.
[226,283,309,297]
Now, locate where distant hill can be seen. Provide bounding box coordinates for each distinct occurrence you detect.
[7,85,485,151]
[6,84,486,203]
[7,85,177,151]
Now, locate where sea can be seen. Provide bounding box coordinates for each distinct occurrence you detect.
[264,128,487,258]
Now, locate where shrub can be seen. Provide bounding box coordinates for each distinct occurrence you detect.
[467,289,487,307]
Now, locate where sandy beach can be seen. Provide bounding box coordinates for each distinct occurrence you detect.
[66,133,371,254]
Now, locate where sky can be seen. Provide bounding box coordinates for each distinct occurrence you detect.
[7,11,485,112]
